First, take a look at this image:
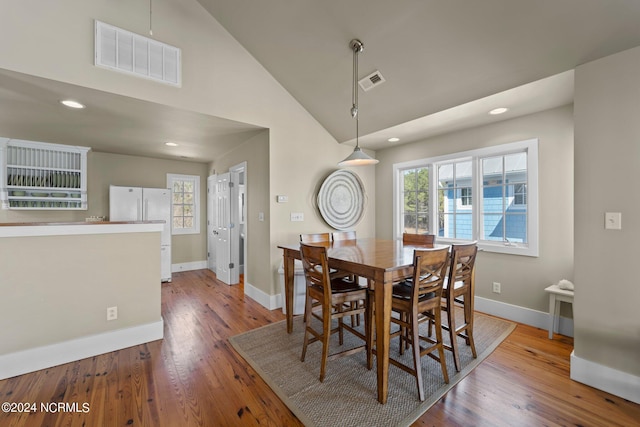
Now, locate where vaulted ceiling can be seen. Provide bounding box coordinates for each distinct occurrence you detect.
[199,0,640,149]
[3,1,640,161]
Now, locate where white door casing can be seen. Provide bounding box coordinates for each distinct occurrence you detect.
[207,175,216,272]
[215,173,231,284]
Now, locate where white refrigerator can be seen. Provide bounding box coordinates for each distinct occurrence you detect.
[109,185,172,282]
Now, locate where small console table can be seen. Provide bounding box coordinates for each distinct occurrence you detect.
[544,284,574,339]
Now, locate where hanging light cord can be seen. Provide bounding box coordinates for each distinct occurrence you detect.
[351,41,361,148]
[149,0,153,35]
[352,44,358,119]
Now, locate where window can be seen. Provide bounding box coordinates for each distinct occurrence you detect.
[461,187,472,206]
[438,160,473,239]
[481,153,528,244]
[393,139,538,256]
[167,174,200,235]
[401,167,430,234]
[513,183,527,205]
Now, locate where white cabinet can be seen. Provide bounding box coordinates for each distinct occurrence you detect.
[0,138,91,210]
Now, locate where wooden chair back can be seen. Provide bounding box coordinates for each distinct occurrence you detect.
[299,243,332,305]
[331,230,356,241]
[300,233,331,244]
[403,233,435,246]
[410,247,450,305]
[447,242,478,294]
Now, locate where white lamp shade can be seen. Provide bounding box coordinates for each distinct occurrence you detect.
[338,146,379,167]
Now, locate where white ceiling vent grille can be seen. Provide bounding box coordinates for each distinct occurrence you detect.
[95,20,181,87]
[358,70,386,92]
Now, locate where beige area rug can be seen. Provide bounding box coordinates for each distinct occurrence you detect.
[229,310,515,427]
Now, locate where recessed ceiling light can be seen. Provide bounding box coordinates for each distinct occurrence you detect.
[60,99,85,109]
[489,107,508,115]
[388,137,400,142]
[165,142,179,147]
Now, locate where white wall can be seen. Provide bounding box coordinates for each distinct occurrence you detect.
[0,0,376,297]
[375,106,574,314]
[573,45,640,402]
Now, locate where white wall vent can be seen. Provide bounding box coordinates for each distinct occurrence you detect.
[358,70,386,92]
[95,20,181,87]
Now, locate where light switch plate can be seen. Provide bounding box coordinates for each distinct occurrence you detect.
[277,195,288,203]
[290,212,304,222]
[605,212,622,230]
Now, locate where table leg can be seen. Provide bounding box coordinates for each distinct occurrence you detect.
[548,293,556,339]
[374,275,392,404]
[283,252,295,334]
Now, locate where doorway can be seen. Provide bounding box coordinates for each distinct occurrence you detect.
[207,161,246,285]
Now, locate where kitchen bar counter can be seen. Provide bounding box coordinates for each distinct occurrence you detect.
[0,220,164,380]
[0,220,164,237]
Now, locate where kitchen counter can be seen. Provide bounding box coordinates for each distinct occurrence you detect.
[0,220,164,237]
[0,220,164,380]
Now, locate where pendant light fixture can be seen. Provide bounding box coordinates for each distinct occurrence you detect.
[338,39,379,167]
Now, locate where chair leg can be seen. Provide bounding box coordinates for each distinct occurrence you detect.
[301,292,313,362]
[319,303,331,382]
[447,301,461,372]
[463,295,477,359]
[366,291,374,370]
[410,310,425,402]
[434,307,449,384]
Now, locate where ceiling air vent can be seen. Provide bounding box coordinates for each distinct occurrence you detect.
[358,70,386,92]
[95,20,181,87]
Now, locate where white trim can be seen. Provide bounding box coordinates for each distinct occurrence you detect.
[571,351,640,404]
[244,280,281,311]
[0,320,163,380]
[172,260,207,272]
[474,296,573,337]
[392,139,538,256]
[0,222,163,238]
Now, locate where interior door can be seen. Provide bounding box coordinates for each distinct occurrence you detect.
[215,173,232,284]
[207,175,217,272]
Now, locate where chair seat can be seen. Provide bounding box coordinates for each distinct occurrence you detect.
[391,282,435,301]
[333,278,366,293]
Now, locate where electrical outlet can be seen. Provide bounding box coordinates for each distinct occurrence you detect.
[492,282,501,294]
[107,306,118,321]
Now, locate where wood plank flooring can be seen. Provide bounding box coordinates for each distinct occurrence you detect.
[1,269,638,426]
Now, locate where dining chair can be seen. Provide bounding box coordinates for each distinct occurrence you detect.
[331,230,357,241]
[402,232,435,246]
[371,247,450,401]
[299,243,369,382]
[300,233,331,244]
[439,242,478,372]
[299,233,358,324]
[330,230,363,325]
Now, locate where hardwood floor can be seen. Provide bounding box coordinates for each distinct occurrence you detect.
[1,269,638,426]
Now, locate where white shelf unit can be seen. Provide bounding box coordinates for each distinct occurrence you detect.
[0,138,91,210]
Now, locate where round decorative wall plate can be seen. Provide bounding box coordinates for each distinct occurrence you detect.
[317,169,366,230]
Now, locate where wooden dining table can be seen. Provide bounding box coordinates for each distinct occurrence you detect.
[278,237,438,404]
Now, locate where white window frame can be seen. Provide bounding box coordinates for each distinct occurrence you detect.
[167,173,200,235]
[393,139,538,257]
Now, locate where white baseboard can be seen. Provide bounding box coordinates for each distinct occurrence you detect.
[172,260,207,273]
[245,280,282,311]
[0,320,164,380]
[475,296,574,337]
[571,350,640,404]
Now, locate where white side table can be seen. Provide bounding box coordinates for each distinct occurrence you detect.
[544,284,574,339]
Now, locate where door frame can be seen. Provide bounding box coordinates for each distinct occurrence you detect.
[207,174,217,272]
[229,162,247,284]
[207,161,247,285]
